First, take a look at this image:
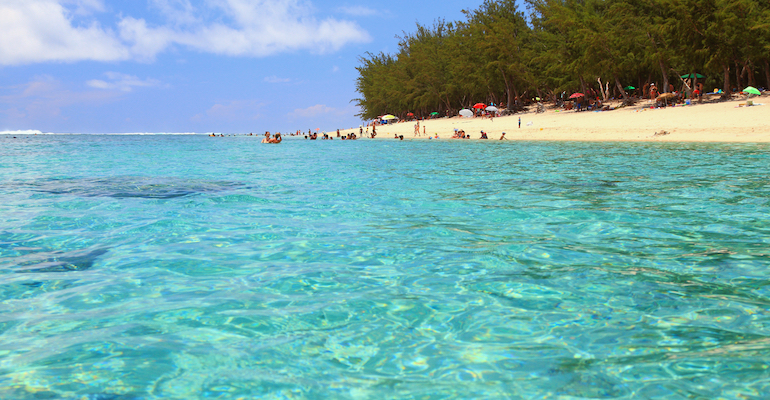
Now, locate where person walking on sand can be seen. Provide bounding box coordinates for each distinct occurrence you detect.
[414,121,420,136]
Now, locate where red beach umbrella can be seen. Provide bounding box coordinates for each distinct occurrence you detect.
[407,112,414,116]
[569,93,585,99]
[472,103,487,109]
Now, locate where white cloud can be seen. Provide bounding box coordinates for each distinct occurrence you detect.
[0,76,121,122]
[337,6,378,17]
[0,0,372,66]
[148,0,198,26]
[0,0,129,65]
[86,72,161,92]
[264,76,291,83]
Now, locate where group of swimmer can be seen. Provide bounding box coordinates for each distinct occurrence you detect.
[261,132,282,143]
[210,127,509,142]
[308,130,360,140]
[450,129,505,140]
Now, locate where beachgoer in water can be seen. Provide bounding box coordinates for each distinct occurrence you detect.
[269,133,282,143]
[261,132,271,143]
[399,135,404,140]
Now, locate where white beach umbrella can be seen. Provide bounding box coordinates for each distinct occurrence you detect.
[459,109,473,117]
[486,106,499,112]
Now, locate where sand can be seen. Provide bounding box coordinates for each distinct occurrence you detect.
[340,96,770,142]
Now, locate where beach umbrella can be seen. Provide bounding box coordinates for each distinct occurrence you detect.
[624,86,635,90]
[459,109,473,117]
[743,86,761,96]
[680,73,705,79]
[382,115,397,120]
[486,106,498,112]
[569,92,585,99]
[430,112,439,116]
[472,103,487,109]
[407,112,414,116]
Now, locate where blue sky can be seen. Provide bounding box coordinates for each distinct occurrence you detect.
[0,0,474,134]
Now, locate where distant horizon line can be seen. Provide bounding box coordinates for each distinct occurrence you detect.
[0,130,271,136]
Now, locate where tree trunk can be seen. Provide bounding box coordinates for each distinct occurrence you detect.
[579,76,587,96]
[501,70,513,110]
[614,74,629,104]
[722,64,731,101]
[597,78,608,102]
[746,60,755,87]
[735,61,742,90]
[659,60,669,93]
[513,86,521,111]
[765,59,770,90]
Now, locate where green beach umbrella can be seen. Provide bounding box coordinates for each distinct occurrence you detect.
[624,86,635,90]
[743,86,761,96]
[680,73,705,79]
[430,112,439,116]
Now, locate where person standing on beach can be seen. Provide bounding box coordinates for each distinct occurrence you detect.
[518,117,521,128]
[414,121,420,136]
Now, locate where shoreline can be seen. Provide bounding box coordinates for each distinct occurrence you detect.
[340,97,770,143]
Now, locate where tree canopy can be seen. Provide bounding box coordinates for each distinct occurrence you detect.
[354,0,770,120]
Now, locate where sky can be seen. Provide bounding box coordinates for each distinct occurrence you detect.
[0,0,476,134]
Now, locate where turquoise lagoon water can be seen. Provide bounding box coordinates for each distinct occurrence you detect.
[1,135,769,399]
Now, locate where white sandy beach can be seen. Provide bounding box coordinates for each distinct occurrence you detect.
[341,96,770,142]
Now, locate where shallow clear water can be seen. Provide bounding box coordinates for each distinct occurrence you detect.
[1,135,769,399]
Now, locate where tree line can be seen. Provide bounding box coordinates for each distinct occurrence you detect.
[353,0,770,120]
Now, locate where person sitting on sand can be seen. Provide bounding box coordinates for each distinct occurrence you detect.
[480,131,488,139]
[499,132,507,140]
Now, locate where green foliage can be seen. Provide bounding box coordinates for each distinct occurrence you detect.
[354,0,770,119]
